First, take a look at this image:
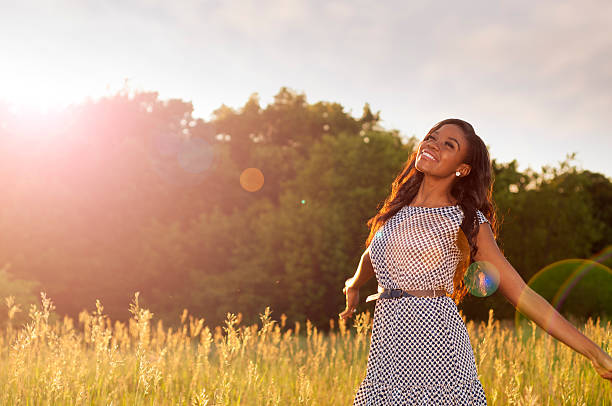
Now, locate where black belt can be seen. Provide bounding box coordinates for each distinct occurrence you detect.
[365,288,448,302]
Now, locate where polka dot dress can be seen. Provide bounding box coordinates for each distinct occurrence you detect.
[352,204,489,405]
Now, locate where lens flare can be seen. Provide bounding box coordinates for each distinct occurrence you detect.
[177,137,214,174]
[464,261,500,297]
[149,130,215,187]
[514,246,612,332]
[240,168,264,192]
[154,129,182,157]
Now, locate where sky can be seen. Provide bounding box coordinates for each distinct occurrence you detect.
[1,0,611,177]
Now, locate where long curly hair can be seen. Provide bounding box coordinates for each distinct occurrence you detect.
[364,118,499,305]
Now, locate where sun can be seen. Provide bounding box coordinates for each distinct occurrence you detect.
[0,70,126,115]
[1,78,73,115]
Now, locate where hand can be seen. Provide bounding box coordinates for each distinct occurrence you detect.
[339,285,359,321]
[591,349,612,383]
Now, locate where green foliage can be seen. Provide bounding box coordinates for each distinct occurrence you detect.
[468,154,610,320]
[515,257,612,326]
[269,130,409,326]
[0,86,610,328]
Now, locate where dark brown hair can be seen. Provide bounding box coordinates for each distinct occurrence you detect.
[364,118,499,304]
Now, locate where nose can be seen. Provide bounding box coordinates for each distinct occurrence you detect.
[425,137,440,152]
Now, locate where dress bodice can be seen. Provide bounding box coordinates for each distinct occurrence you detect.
[368,205,489,295]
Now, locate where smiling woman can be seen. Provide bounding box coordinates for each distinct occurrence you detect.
[340,118,612,405]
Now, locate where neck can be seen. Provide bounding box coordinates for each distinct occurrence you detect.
[411,174,457,206]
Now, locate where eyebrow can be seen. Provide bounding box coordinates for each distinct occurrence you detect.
[449,137,461,150]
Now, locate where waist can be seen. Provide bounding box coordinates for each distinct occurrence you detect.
[365,287,448,302]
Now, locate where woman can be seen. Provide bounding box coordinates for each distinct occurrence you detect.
[338,118,612,404]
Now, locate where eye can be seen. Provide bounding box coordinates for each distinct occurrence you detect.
[445,141,454,148]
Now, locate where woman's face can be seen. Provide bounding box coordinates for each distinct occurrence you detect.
[415,123,471,178]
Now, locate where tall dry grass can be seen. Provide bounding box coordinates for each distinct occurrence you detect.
[0,292,609,405]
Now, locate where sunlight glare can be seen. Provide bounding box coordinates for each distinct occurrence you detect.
[240,168,264,192]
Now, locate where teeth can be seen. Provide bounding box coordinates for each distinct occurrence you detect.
[422,151,436,161]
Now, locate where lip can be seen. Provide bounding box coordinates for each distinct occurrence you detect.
[419,149,438,162]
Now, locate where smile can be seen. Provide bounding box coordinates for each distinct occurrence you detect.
[420,151,437,161]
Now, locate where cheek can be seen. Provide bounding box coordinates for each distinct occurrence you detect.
[441,150,461,166]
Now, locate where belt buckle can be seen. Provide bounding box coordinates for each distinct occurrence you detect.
[390,289,403,298]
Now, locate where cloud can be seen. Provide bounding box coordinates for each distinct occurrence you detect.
[409,1,612,138]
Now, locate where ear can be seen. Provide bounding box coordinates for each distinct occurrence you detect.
[457,163,471,177]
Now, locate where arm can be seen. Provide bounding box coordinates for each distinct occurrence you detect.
[339,247,375,320]
[345,247,375,290]
[473,223,612,380]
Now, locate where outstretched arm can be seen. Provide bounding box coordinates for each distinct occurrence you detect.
[473,222,612,382]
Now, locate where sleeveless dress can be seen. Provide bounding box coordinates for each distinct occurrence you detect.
[352,204,489,405]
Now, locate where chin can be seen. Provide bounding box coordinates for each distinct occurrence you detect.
[417,166,448,179]
[415,161,434,175]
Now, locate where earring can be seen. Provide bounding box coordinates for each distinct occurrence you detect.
[455,171,461,177]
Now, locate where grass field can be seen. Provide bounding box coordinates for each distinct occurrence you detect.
[0,292,609,405]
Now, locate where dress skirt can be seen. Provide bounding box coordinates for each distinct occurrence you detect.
[352,295,488,405]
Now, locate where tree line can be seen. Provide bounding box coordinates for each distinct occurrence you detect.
[0,86,610,330]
